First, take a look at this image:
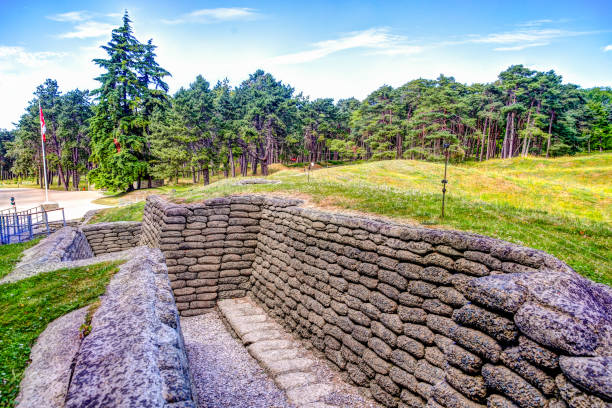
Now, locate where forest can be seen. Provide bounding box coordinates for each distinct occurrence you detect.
[0,12,610,191]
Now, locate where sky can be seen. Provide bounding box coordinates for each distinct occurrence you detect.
[0,0,610,129]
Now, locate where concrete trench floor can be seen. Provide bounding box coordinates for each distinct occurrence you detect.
[181,297,381,408]
[181,311,293,408]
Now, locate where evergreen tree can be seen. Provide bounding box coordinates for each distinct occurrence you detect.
[0,129,15,180]
[235,70,298,176]
[57,89,92,189]
[89,11,170,191]
[150,76,215,184]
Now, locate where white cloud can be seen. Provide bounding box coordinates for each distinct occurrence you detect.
[604,45,612,52]
[58,21,116,39]
[493,42,549,51]
[458,28,598,52]
[517,19,554,28]
[47,11,92,22]
[162,8,259,24]
[0,44,102,129]
[374,45,423,56]
[469,29,572,44]
[0,46,67,68]
[270,28,422,64]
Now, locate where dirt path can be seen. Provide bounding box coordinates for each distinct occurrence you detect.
[0,188,109,220]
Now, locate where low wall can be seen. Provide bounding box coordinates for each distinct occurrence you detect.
[82,221,142,255]
[65,247,197,407]
[140,195,611,408]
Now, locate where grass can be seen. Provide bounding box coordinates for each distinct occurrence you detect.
[88,201,145,223]
[0,238,42,280]
[0,260,122,408]
[88,152,612,285]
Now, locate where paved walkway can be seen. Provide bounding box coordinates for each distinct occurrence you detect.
[0,188,108,220]
[218,297,380,408]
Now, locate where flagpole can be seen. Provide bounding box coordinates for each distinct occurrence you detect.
[39,101,49,203]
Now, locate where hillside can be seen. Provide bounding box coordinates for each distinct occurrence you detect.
[93,153,612,285]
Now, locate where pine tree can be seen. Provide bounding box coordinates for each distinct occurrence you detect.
[150,76,215,184]
[88,11,170,191]
[234,70,297,176]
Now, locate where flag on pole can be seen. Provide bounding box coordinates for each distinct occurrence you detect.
[39,104,46,142]
[38,100,49,202]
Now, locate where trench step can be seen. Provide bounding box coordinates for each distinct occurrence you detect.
[218,297,380,408]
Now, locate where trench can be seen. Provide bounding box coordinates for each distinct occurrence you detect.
[16,194,611,408]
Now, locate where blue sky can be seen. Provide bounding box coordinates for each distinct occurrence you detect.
[0,0,610,129]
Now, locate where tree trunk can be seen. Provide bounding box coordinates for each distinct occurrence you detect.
[72,146,80,190]
[240,153,248,177]
[546,111,555,158]
[229,143,236,177]
[508,111,516,158]
[58,164,69,190]
[502,113,511,159]
[396,133,403,159]
[480,116,489,161]
[73,170,79,190]
[203,167,210,185]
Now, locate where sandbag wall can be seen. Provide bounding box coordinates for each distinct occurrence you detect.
[140,195,611,408]
[140,195,264,316]
[250,201,611,408]
[81,221,142,255]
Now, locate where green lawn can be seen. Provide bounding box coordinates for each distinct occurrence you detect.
[89,153,612,285]
[0,261,122,408]
[88,201,145,223]
[0,238,41,280]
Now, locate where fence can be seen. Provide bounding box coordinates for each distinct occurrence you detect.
[0,206,66,244]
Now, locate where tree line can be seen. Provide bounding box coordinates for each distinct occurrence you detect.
[1,12,610,191]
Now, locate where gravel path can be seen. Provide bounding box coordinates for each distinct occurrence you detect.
[181,311,295,408]
[0,248,139,284]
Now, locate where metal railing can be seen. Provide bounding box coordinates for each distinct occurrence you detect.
[0,206,65,244]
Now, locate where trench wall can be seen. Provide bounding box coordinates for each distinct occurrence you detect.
[81,221,142,255]
[15,226,93,271]
[141,195,612,408]
[65,247,197,408]
[140,195,266,316]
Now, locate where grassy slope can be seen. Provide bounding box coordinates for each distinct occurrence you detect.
[91,153,612,285]
[89,201,145,223]
[0,261,122,408]
[0,238,41,280]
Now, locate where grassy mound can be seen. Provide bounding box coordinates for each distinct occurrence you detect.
[90,153,612,285]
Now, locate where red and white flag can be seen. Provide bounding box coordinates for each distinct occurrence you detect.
[39,104,46,142]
